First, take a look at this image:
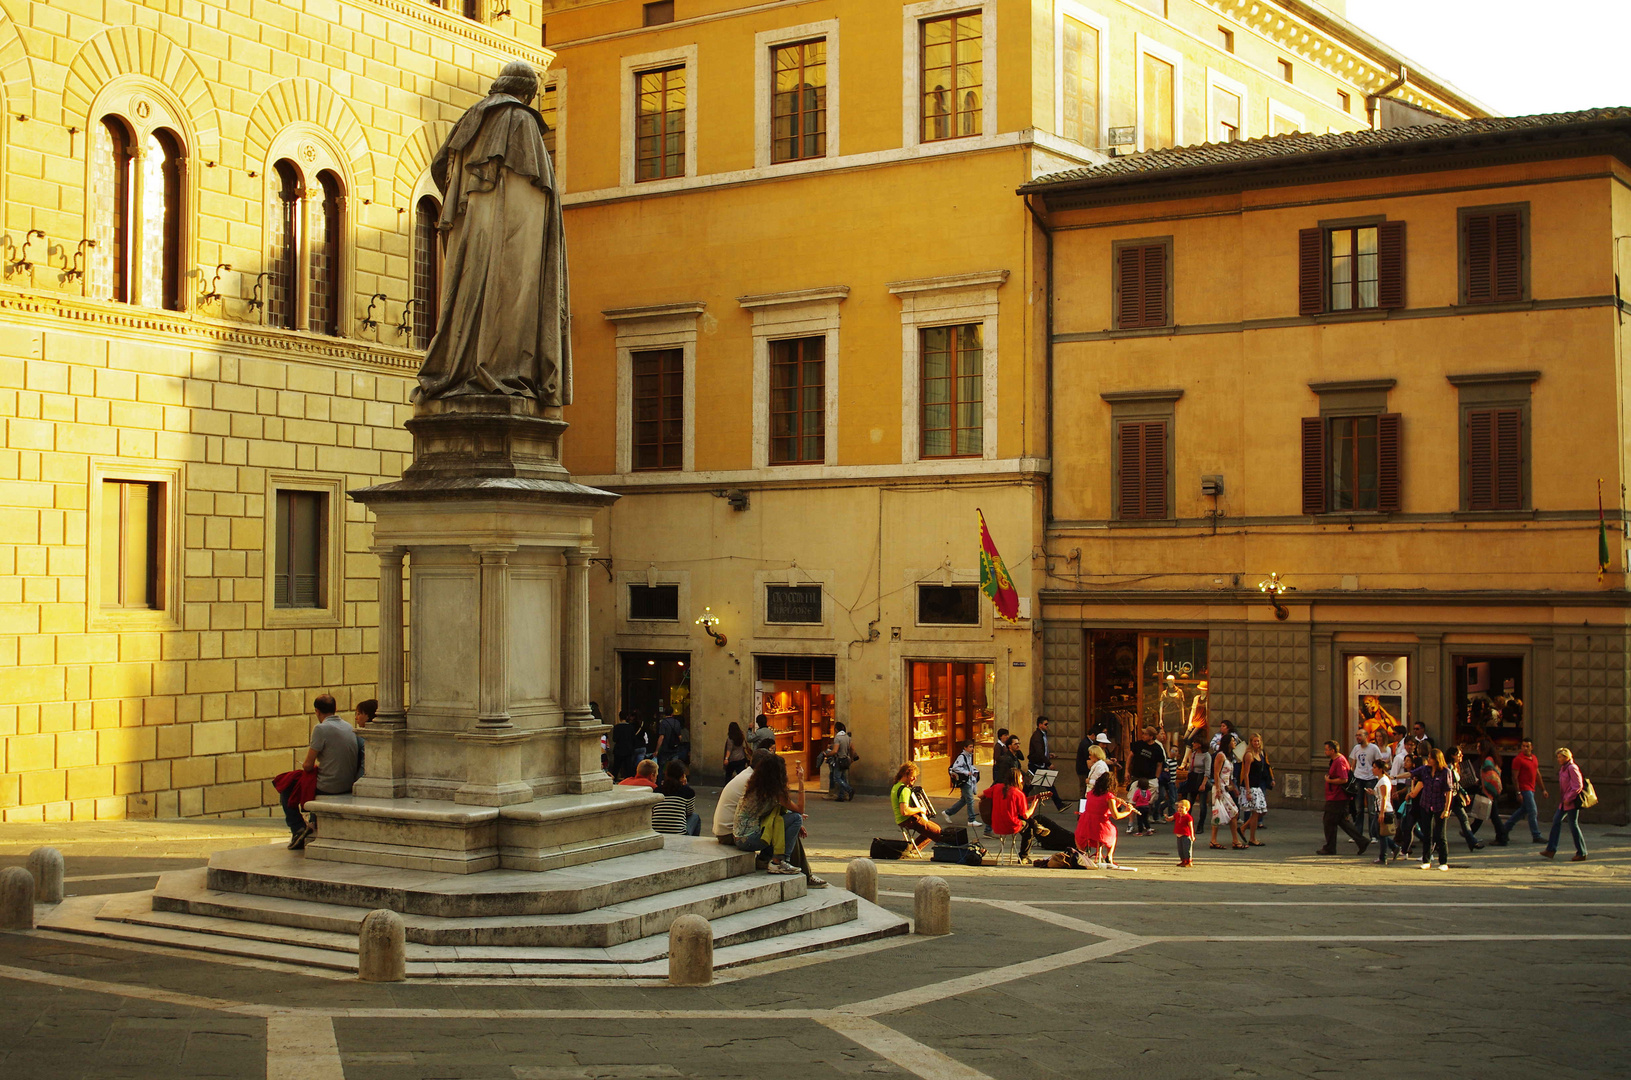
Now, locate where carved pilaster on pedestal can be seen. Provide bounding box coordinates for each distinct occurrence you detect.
[476,547,514,730]
[353,545,408,799]
[562,548,611,794]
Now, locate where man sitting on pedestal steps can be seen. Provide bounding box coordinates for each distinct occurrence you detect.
[284,693,361,851]
[712,749,827,888]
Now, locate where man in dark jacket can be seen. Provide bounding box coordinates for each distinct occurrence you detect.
[1027,717,1066,810]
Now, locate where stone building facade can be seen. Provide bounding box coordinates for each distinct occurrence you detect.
[0,0,553,821]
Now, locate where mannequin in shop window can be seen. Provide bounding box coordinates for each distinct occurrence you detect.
[1158,676,1187,751]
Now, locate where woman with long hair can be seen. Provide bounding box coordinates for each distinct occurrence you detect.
[986,765,1041,860]
[1074,771,1134,870]
[734,753,807,874]
[1240,733,1270,846]
[1541,748,1588,861]
[1209,731,1244,850]
[722,722,748,780]
[890,761,942,849]
[1409,748,1454,870]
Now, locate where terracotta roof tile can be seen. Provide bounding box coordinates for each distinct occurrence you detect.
[1023,108,1631,191]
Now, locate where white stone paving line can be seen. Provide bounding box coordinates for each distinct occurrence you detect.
[266,1014,346,1080]
[1031,900,1631,908]
[819,1015,998,1080]
[14,893,1631,1080]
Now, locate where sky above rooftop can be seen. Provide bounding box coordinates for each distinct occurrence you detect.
[1346,0,1630,117]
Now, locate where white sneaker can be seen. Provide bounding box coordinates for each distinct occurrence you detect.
[970,818,984,828]
[1438,863,1450,872]
[939,810,951,823]
[1418,861,1431,870]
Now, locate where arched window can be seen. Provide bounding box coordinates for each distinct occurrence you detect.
[93,117,135,303]
[308,171,343,335]
[412,195,441,350]
[142,129,184,312]
[268,159,301,330]
[92,106,186,311]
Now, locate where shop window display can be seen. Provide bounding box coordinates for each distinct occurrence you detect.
[1346,655,1407,743]
[1088,631,1207,758]
[1453,655,1523,784]
[756,655,836,777]
[908,661,994,786]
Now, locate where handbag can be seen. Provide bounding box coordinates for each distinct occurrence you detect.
[1579,779,1598,809]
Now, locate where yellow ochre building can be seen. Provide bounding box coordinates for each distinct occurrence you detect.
[1,0,1501,821]
[1025,109,1631,818]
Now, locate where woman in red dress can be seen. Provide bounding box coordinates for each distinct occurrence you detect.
[1074,771,1135,870]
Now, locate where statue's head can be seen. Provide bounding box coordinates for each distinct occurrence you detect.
[490,61,539,104]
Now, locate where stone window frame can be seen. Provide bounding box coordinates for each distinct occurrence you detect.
[1054,1,1110,150]
[1308,378,1397,516]
[1268,96,1306,135]
[1134,33,1184,152]
[1103,388,1182,524]
[1449,370,1538,517]
[86,458,183,633]
[739,286,847,472]
[615,567,691,638]
[901,1,998,152]
[85,76,197,311]
[262,472,346,629]
[753,19,841,172]
[1205,67,1249,142]
[889,270,1007,466]
[619,44,699,191]
[605,302,704,475]
[260,125,356,338]
[541,69,568,190]
[755,565,834,639]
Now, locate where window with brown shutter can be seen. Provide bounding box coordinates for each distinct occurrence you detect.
[1302,411,1399,513]
[1301,221,1404,315]
[1116,420,1169,520]
[1461,205,1526,304]
[1113,239,1171,330]
[1466,408,1523,510]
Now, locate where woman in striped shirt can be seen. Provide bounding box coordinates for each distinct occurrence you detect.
[651,759,700,836]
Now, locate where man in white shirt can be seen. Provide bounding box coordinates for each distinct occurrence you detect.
[1349,728,1388,841]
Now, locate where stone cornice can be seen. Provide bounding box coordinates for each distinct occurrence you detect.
[361,0,557,71]
[1199,0,1481,117]
[736,286,850,310]
[0,287,421,374]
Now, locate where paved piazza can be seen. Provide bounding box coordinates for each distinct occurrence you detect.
[2,795,1628,1080]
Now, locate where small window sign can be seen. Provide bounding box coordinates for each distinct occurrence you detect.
[767,584,822,624]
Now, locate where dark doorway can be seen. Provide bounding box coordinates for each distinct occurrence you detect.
[619,651,691,726]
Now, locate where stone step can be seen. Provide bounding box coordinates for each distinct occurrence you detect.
[154,865,814,947]
[205,836,759,918]
[39,892,908,979]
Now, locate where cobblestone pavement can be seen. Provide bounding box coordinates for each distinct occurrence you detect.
[3,796,1628,1079]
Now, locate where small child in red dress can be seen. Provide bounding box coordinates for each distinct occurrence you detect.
[1174,798,1195,867]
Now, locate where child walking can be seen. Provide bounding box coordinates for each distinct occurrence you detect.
[1129,779,1156,835]
[1174,798,1195,867]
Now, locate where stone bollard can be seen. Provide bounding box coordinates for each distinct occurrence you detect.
[27,847,65,905]
[357,909,406,982]
[913,875,951,936]
[667,913,713,986]
[846,857,878,904]
[0,866,35,930]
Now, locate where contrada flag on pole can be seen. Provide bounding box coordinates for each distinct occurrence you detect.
[1598,479,1610,584]
[978,509,1021,623]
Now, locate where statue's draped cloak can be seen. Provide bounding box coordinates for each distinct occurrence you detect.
[415,93,571,405]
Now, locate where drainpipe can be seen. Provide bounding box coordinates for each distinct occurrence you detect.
[1025,194,1055,527]
[1366,66,1408,130]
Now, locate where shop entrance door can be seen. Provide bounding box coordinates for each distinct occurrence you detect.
[1452,654,1525,800]
[907,661,994,794]
[754,655,836,778]
[619,652,691,727]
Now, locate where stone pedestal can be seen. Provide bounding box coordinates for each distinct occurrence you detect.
[333,396,624,873]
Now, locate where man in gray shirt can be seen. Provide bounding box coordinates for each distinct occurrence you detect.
[285,693,360,850]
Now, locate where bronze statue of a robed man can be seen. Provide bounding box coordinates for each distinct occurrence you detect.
[414,61,570,406]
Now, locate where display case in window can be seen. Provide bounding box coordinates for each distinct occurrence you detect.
[755,655,836,778]
[907,660,991,790]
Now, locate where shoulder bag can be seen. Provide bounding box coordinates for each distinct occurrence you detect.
[1579,778,1599,809]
